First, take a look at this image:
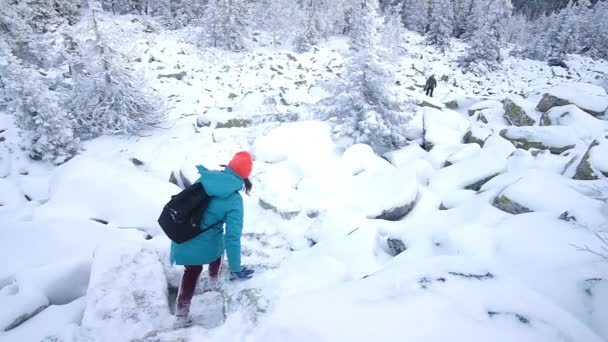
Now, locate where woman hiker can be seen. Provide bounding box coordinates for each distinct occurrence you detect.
[170,151,255,319]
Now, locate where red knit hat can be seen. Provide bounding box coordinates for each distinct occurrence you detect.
[227,151,253,179]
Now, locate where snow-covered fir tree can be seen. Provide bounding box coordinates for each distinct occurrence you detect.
[69,0,165,138]
[546,1,580,62]
[27,0,80,33]
[319,0,411,154]
[582,1,608,60]
[381,4,405,55]
[425,0,453,51]
[452,0,473,38]
[203,0,248,51]
[400,0,429,34]
[14,72,79,164]
[460,0,512,71]
[2,41,79,163]
[250,0,292,46]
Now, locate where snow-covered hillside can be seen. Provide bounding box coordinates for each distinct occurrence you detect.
[1,14,608,342]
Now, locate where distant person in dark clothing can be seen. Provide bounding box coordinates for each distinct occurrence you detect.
[425,75,437,97]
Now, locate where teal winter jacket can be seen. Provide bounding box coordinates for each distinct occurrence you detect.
[170,165,245,273]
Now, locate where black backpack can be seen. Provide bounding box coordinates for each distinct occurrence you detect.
[158,182,220,244]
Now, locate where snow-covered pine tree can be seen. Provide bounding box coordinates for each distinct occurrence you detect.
[14,72,79,164]
[294,0,324,52]
[203,0,248,51]
[546,1,580,63]
[2,39,79,163]
[319,0,411,154]
[452,0,472,38]
[460,0,512,72]
[462,0,483,40]
[381,4,405,55]
[0,37,21,112]
[250,0,292,46]
[27,0,80,32]
[425,0,453,51]
[69,0,165,138]
[400,0,429,33]
[582,1,608,60]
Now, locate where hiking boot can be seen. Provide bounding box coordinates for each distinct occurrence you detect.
[174,315,193,329]
[175,301,191,318]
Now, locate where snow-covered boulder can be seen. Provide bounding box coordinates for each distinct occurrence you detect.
[503,98,535,126]
[573,140,608,180]
[251,256,606,342]
[383,144,427,169]
[342,144,418,221]
[422,108,470,150]
[79,241,172,341]
[492,171,607,227]
[253,121,338,218]
[463,124,492,147]
[540,105,608,140]
[468,99,502,116]
[499,126,580,154]
[589,139,608,177]
[0,259,90,333]
[34,156,179,236]
[430,135,515,196]
[536,83,608,117]
[0,178,26,211]
[445,144,481,167]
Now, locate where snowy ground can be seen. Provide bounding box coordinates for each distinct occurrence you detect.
[1,15,608,342]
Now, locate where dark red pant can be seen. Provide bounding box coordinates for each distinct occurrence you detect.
[175,256,222,316]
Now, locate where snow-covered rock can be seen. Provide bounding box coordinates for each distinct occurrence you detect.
[536,83,608,117]
[430,135,515,196]
[383,144,427,169]
[34,156,179,235]
[0,178,26,211]
[589,139,608,177]
[423,108,470,150]
[492,171,607,228]
[468,99,502,116]
[251,256,606,342]
[342,144,418,221]
[541,105,608,140]
[463,123,492,146]
[445,143,482,167]
[2,298,84,342]
[503,98,536,126]
[79,241,172,341]
[499,126,580,154]
[573,141,602,180]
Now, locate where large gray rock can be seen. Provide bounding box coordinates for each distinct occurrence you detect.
[536,94,571,113]
[492,195,532,215]
[158,71,187,80]
[503,99,535,126]
[573,141,599,180]
[386,238,407,256]
[375,200,416,221]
